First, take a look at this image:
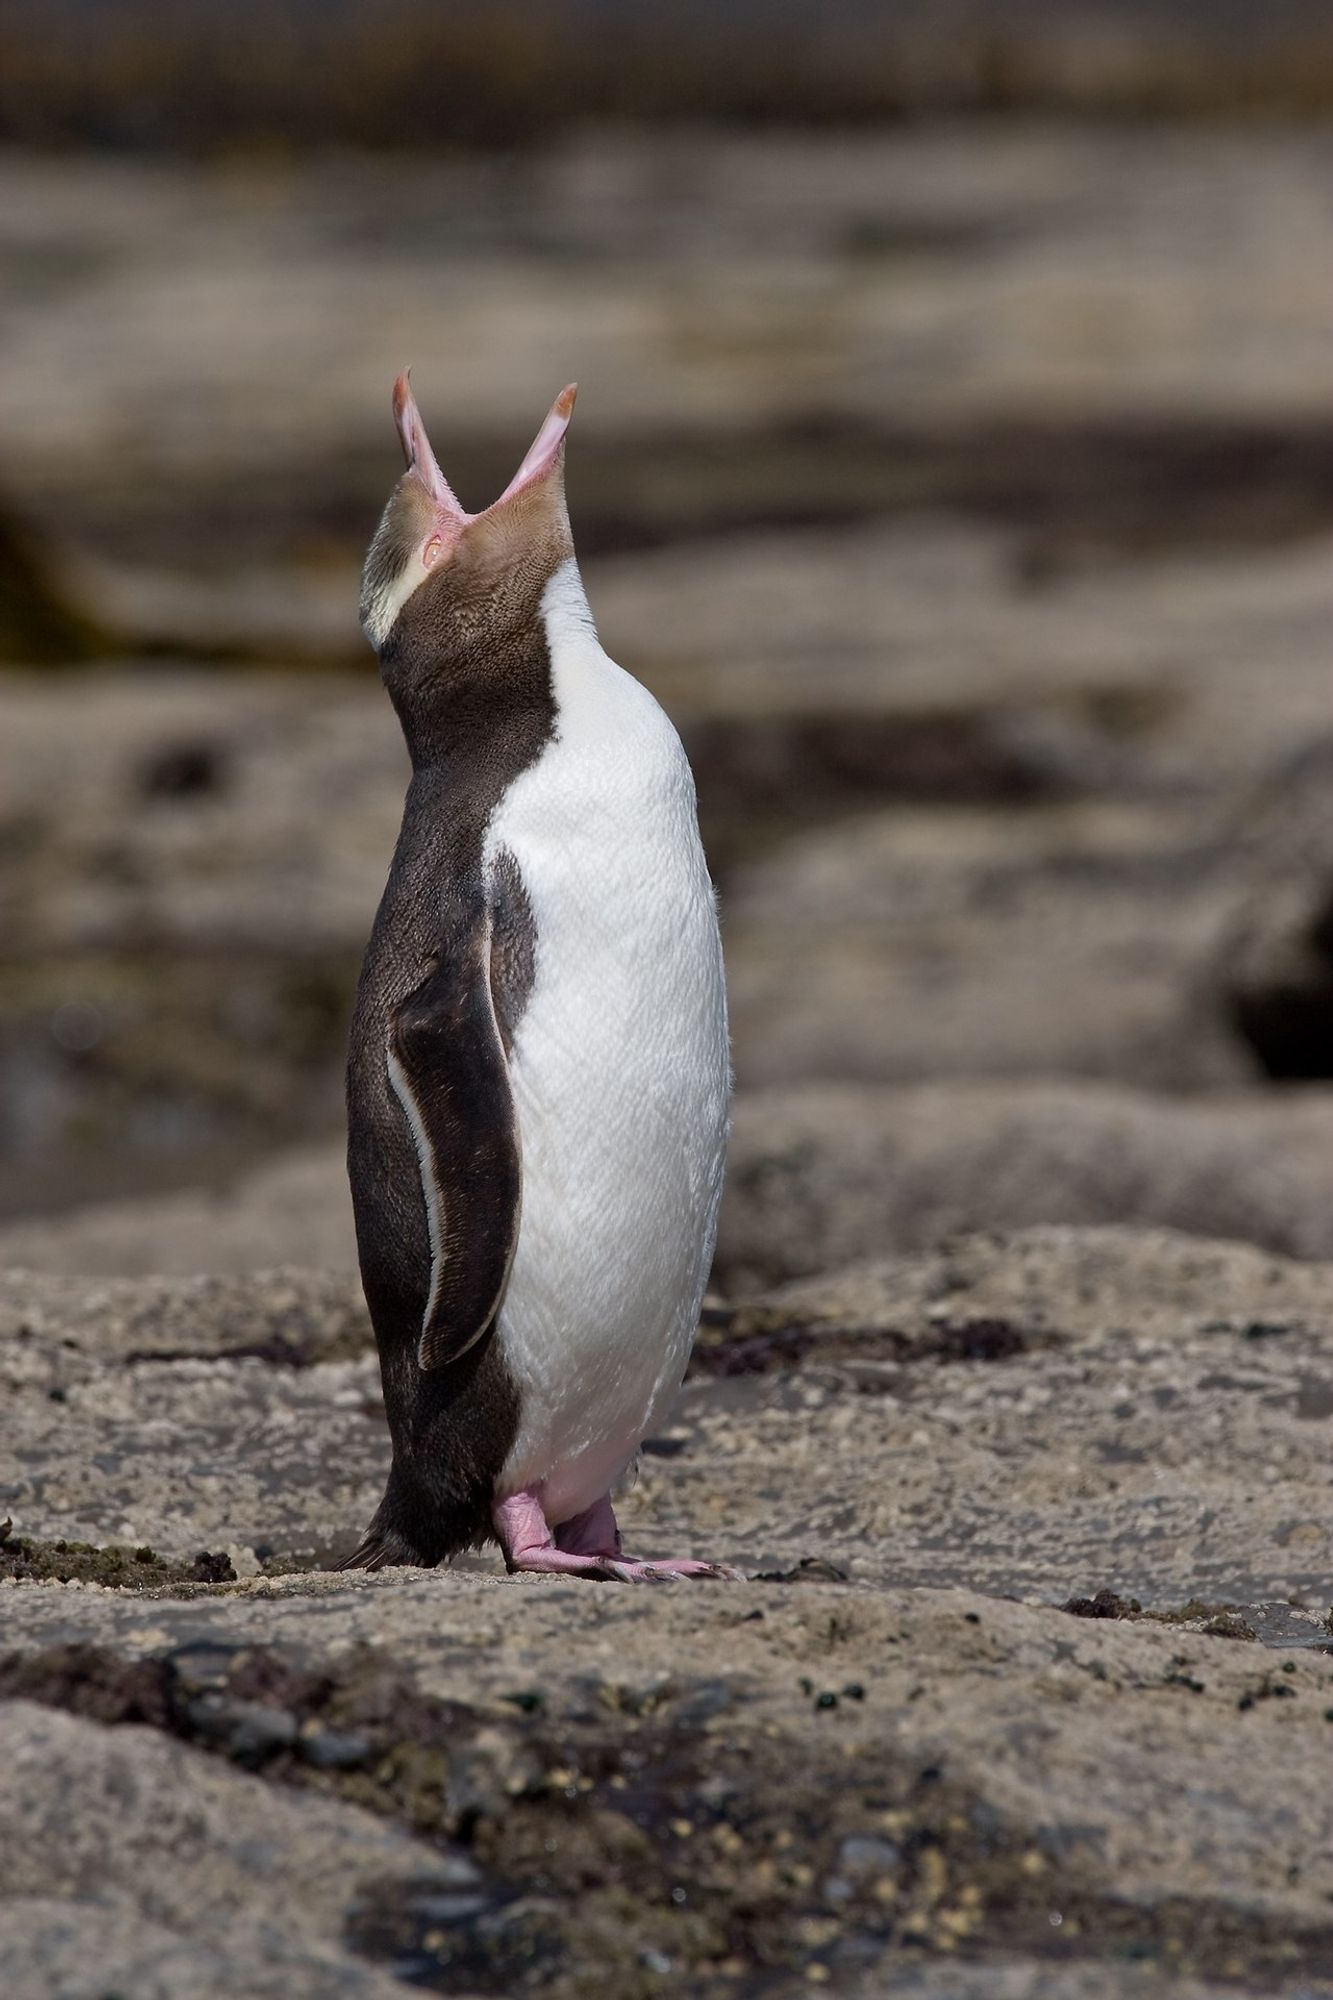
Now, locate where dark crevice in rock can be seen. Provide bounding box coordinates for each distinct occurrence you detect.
[0,503,111,665]
[136,739,230,801]
[1229,976,1333,1083]
[120,1330,370,1369]
[690,704,1092,883]
[690,1310,1053,1379]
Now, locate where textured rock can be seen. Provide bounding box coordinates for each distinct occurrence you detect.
[724,800,1245,1091]
[0,1900,409,2000]
[0,1347,382,1565]
[0,1269,378,1561]
[23,1069,1333,1293]
[6,1230,1333,1611]
[2,1576,1332,1997]
[0,1703,477,2000]
[684,1224,1333,1610]
[0,671,402,961]
[718,1078,1333,1289]
[0,1143,358,1277]
[7,129,1333,538]
[1214,737,1333,1081]
[837,1970,1272,2000]
[0,1264,368,1368]
[3,1231,1333,1994]
[836,1971,1263,2000]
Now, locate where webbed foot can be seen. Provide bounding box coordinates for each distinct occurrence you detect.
[494,1490,741,1583]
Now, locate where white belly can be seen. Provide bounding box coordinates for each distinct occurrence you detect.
[484,563,729,1523]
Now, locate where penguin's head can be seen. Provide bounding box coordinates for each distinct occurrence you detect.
[360,374,577,686]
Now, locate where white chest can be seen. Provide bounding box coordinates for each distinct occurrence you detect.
[482,562,730,1520]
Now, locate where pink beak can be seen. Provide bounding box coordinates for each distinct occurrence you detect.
[391,372,577,520]
[494,383,578,506]
[393,370,466,518]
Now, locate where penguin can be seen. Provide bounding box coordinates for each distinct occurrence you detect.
[343,372,737,1582]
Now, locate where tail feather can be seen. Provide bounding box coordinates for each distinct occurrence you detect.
[340,1461,499,1573]
[337,1519,429,1572]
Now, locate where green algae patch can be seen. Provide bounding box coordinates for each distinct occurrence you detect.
[0,1524,234,1587]
[1062,1588,1259,1643]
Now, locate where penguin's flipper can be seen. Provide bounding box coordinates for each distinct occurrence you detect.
[387,914,521,1373]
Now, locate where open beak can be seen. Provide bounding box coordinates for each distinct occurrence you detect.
[391,373,577,522]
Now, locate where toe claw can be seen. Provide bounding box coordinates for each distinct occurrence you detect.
[597,1558,648,1584]
[611,1554,744,1583]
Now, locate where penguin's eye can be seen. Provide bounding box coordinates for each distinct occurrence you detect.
[422,534,443,569]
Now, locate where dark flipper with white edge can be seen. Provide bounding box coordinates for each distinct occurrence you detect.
[387,909,522,1374]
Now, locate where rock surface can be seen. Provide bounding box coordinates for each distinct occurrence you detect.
[4,1233,1332,1992]
[18,1075,1333,1292]
[5,1224,1332,1611]
[3,1564,1332,1997]
[0,1143,357,1277]
[1212,737,1333,1082]
[719,1078,1333,1288]
[723,800,1245,1090]
[0,1703,471,2000]
[6,129,1333,549]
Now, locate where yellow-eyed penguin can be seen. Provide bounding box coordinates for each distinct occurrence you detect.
[344,373,736,1581]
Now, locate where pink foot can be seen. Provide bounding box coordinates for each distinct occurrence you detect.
[494,1490,742,1584]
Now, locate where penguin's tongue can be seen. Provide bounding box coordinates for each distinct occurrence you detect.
[393,371,467,519]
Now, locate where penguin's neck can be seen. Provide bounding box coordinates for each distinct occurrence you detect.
[387,557,605,779]
[540,557,598,659]
[390,572,590,776]
[535,557,621,725]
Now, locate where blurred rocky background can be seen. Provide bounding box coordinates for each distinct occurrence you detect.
[4,6,1333,1997]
